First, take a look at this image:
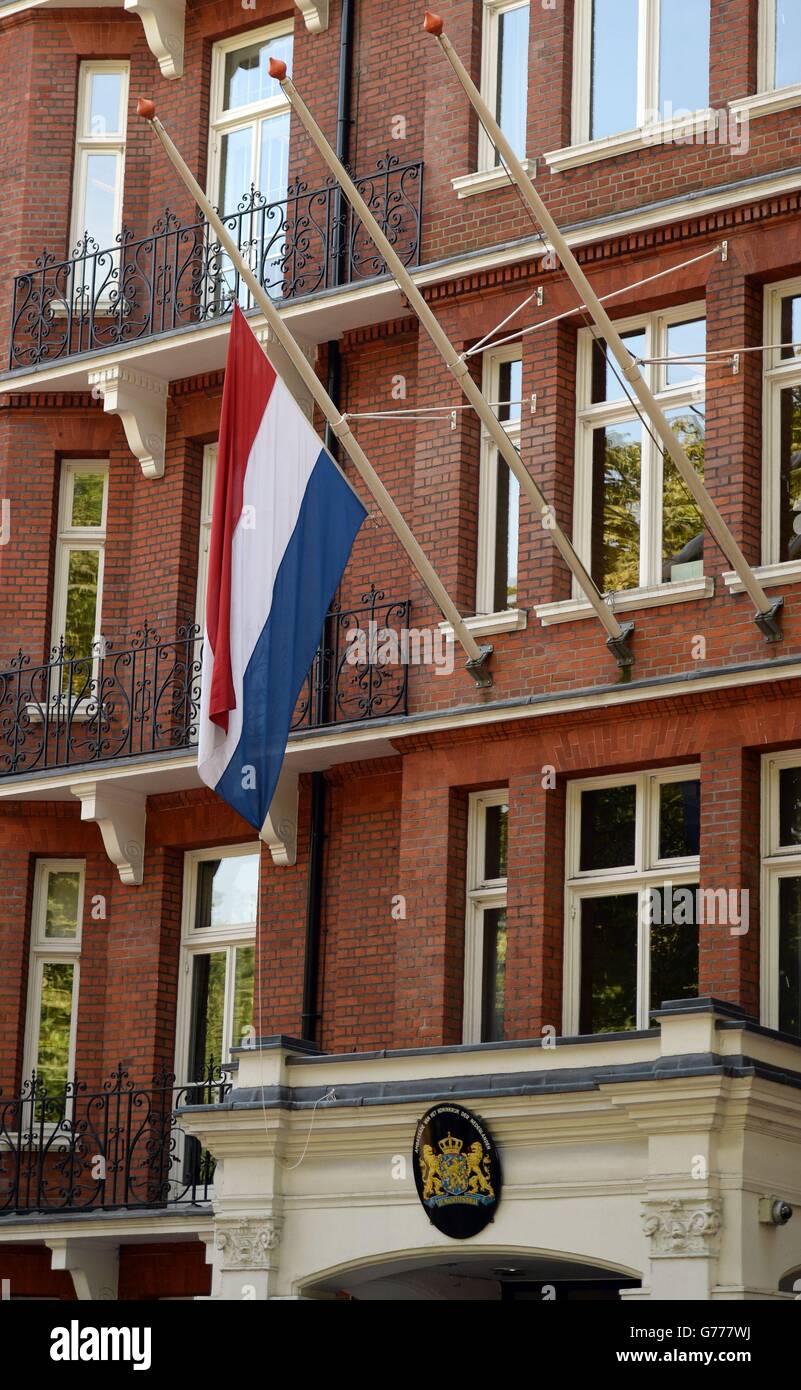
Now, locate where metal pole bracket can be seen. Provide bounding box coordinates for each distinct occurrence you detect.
[466,644,494,688]
[755,596,784,643]
[606,620,635,669]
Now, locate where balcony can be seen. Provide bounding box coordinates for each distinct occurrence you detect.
[0,588,410,781]
[7,156,424,372]
[0,1065,227,1215]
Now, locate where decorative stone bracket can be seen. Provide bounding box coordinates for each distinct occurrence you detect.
[88,365,168,478]
[260,769,298,867]
[124,0,186,79]
[47,1239,119,1301]
[641,1197,722,1257]
[215,1217,283,1270]
[294,1,330,33]
[70,781,146,886]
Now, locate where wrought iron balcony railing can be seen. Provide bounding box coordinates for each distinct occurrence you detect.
[0,1064,228,1214]
[8,154,424,369]
[0,588,410,779]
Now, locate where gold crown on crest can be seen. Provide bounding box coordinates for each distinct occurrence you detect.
[438,1133,463,1155]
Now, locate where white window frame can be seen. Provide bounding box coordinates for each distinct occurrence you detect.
[463,790,508,1044]
[762,276,801,570]
[195,443,218,632]
[51,460,109,661]
[758,0,801,96]
[760,750,801,1032]
[478,0,530,174]
[207,22,293,213]
[174,844,260,1086]
[573,302,706,598]
[564,0,713,163]
[22,860,84,1087]
[476,345,522,616]
[69,62,129,256]
[564,767,701,1034]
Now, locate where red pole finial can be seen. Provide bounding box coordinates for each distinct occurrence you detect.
[137,97,156,120]
[423,10,444,35]
[268,57,288,81]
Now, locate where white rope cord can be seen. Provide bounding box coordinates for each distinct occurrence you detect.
[344,401,524,421]
[463,244,724,357]
[468,286,542,357]
[638,341,801,365]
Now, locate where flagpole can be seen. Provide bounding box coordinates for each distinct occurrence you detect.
[267,62,635,670]
[422,12,783,644]
[136,99,492,688]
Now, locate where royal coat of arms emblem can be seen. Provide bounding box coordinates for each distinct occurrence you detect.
[413,1104,501,1239]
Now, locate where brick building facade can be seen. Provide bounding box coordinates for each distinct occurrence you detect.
[1,0,801,1300]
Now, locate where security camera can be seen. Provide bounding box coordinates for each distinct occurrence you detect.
[759,1196,794,1226]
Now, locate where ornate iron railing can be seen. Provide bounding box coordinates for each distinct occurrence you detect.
[9,155,424,369]
[0,1064,229,1213]
[0,591,410,779]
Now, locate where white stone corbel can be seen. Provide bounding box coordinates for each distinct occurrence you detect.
[260,768,299,867]
[294,0,330,34]
[47,1239,120,1301]
[71,781,147,885]
[88,365,168,478]
[124,0,186,79]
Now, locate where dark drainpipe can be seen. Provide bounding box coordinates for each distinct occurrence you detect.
[301,0,356,1046]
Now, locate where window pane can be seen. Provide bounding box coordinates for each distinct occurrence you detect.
[779,767,801,846]
[495,3,529,162]
[779,385,801,562]
[658,780,701,859]
[498,357,522,422]
[579,894,638,1033]
[480,907,507,1042]
[778,877,801,1037]
[231,946,255,1051]
[649,883,699,1013]
[82,152,118,248]
[591,329,647,403]
[87,70,123,136]
[659,0,709,114]
[662,403,705,583]
[775,0,801,91]
[590,419,642,592]
[195,854,259,931]
[493,454,520,610]
[219,126,253,214]
[71,472,105,528]
[580,785,636,871]
[780,294,801,360]
[223,34,293,110]
[484,802,509,880]
[258,111,290,202]
[44,870,81,939]
[591,0,639,139]
[188,951,227,1078]
[63,549,100,657]
[665,318,706,387]
[35,962,75,1094]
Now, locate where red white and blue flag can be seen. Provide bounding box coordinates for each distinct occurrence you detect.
[198,304,366,829]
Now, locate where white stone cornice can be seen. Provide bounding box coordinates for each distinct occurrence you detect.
[70,781,146,885]
[294,0,329,34]
[260,769,299,867]
[124,0,186,80]
[87,365,168,478]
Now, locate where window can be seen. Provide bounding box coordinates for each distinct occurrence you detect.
[70,63,129,254]
[176,847,259,1083]
[23,862,84,1099]
[574,0,710,145]
[574,306,706,595]
[195,443,218,632]
[759,0,801,95]
[761,753,801,1036]
[479,1,530,170]
[464,792,509,1043]
[763,279,801,567]
[565,769,700,1034]
[52,462,108,672]
[477,348,522,613]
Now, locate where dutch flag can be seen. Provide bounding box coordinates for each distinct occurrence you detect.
[198,305,366,829]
